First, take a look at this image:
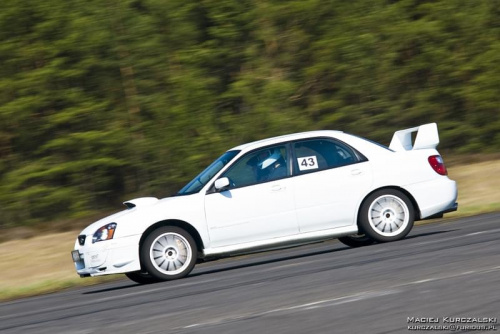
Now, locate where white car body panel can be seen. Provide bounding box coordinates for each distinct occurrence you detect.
[404,178,457,218]
[73,123,458,278]
[74,194,210,276]
[205,178,298,248]
[123,197,159,208]
[292,161,372,233]
[79,195,209,242]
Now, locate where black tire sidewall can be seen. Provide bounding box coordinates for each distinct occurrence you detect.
[338,235,375,248]
[125,271,160,284]
[140,226,197,281]
[359,189,415,242]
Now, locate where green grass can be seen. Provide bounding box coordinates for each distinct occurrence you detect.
[1,159,499,302]
[446,160,500,216]
[446,203,500,218]
[0,231,126,301]
[0,276,122,302]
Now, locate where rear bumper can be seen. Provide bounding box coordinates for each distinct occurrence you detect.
[423,202,458,219]
[443,202,458,214]
[403,177,458,219]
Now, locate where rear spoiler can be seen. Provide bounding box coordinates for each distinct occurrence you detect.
[389,123,439,151]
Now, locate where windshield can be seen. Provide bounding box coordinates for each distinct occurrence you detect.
[177,150,240,195]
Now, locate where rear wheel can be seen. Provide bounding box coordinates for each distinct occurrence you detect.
[338,234,375,248]
[140,226,197,281]
[359,189,415,242]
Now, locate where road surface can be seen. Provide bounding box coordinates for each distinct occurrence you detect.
[1,213,499,333]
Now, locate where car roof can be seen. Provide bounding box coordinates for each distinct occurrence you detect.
[229,130,344,152]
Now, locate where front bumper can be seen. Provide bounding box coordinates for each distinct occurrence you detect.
[72,234,142,277]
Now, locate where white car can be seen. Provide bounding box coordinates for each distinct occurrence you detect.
[72,123,457,284]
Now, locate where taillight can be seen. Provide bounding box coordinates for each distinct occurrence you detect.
[428,155,447,175]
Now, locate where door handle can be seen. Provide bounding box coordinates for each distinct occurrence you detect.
[351,169,362,175]
[271,184,284,191]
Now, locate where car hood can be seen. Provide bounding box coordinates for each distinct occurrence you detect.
[123,197,159,209]
[78,195,202,238]
[79,197,160,236]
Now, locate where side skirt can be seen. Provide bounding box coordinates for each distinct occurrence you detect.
[202,225,359,259]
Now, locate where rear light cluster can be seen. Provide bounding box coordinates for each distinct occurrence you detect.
[428,155,447,175]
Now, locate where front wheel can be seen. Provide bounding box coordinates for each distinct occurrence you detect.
[359,189,415,243]
[338,234,375,248]
[140,226,197,281]
[125,271,160,284]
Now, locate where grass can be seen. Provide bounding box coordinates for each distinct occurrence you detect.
[445,160,500,218]
[1,158,499,302]
[0,232,122,301]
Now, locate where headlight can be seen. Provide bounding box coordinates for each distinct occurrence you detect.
[92,223,117,243]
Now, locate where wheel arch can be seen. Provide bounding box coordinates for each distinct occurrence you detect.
[139,219,205,259]
[356,186,421,230]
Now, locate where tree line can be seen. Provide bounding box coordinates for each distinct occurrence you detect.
[0,0,498,227]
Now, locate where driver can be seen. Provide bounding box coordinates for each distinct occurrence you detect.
[248,148,287,182]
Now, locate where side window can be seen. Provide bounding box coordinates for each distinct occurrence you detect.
[223,146,288,188]
[293,139,358,174]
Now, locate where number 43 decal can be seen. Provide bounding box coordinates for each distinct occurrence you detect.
[297,156,318,171]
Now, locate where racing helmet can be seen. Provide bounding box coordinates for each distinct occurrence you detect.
[258,148,282,170]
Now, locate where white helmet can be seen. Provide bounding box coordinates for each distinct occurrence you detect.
[258,149,281,170]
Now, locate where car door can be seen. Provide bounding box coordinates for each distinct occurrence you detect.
[291,138,372,233]
[204,145,299,248]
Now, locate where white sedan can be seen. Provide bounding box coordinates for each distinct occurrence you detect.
[72,123,457,284]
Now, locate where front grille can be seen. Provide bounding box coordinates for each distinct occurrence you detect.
[78,235,86,246]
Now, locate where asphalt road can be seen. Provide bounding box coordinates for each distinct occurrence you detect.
[1,213,499,334]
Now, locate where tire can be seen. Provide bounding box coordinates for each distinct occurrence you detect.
[125,271,160,284]
[140,226,197,281]
[338,234,375,248]
[359,189,415,243]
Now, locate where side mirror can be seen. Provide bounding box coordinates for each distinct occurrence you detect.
[214,177,230,191]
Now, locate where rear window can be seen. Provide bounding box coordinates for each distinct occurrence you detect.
[293,139,361,174]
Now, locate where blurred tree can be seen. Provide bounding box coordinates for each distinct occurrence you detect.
[0,0,498,227]
[0,0,127,225]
